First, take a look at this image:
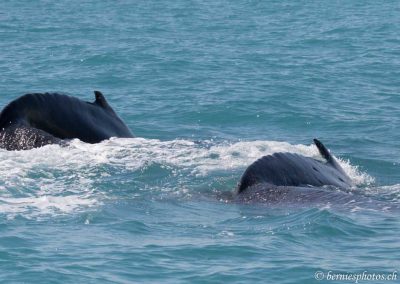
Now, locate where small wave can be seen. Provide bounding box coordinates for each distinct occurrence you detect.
[0,195,98,220]
[362,184,400,203]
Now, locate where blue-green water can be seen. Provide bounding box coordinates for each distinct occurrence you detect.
[1,1,399,283]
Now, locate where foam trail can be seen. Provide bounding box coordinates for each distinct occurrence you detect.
[68,138,371,182]
[0,138,373,218]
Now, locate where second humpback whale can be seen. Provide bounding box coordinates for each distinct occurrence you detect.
[235,139,353,202]
[0,91,133,151]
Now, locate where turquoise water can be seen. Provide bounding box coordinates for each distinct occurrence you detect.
[1,1,400,283]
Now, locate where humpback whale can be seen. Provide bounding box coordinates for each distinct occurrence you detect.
[0,91,133,150]
[235,139,353,202]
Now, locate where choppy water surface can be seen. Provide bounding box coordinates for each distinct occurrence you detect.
[0,1,399,283]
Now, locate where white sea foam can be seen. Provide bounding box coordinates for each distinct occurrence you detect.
[0,195,98,220]
[0,138,373,218]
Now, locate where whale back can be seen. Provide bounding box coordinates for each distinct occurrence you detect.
[237,140,352,193]
[0,92,133,148]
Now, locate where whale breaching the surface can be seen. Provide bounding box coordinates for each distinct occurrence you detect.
[235,139,353,202]
[0,91,134,151]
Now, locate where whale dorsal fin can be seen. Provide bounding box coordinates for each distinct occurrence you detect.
[93,91,117,115]
[313,139,333,163]
[94,91,109,108]
[313,138,347,174]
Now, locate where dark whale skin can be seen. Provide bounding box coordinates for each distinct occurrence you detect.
[0,91,133,150]
[236,139,352,199]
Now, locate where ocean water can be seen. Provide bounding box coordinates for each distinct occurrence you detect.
[0,0,399,283]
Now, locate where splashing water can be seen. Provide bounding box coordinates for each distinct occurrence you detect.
[0,138,375,219]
